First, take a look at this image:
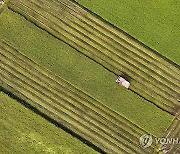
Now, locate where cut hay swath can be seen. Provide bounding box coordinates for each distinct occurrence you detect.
[7,0,180,115]
[0,40,158,153]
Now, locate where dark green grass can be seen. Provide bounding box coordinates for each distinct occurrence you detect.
[76,0,180,64]
[0,8,174,137]
[0,91,98,154]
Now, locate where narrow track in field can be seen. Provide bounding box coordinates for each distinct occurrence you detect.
[0,40,157,153]
[159,118,180,153]
[8,0,180,115]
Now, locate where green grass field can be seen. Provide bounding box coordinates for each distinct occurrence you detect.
[0,91,98,154]
[1,0,179,153]
[76,0,180,64]
[0,8,174,138]
[6,0,179,115]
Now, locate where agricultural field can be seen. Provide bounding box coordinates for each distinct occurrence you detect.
[0,0,179,153]
[0,91,98,154]
[76,0,180,64]
[6,0,179,116]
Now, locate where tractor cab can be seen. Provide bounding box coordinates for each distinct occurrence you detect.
[116,76,130,89]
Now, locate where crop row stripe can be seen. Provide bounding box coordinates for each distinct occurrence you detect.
[0,46,143,140]
[46,0,180,86]
[42,0,180,89]
[1,62,139,153]
[7,3,177,115]
[0,41,149,138]
[3,3,173,120]
[0,64,133,153]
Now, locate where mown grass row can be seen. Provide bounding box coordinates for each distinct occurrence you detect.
[13,0,180,94]
[45,0,177,91]
[48,0,180,100]
[35,0,179,92]
[63,0,180,88]
[7,0,176,113]
[8,0,179,115]
[0,45,157,153]
[1,79,114,153]
[0,40,157,153]
[0,8,172,137]
[0,39,158,153]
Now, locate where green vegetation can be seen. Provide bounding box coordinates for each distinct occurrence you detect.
[0,8,174,139]
[76,0,180,64]
[7,0,179,115]
[0,91,98,154]
[0,1,178,153]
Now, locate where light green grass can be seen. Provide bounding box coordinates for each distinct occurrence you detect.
[0,8,174,137]
[76,0,180,64]
[0,91,98,154]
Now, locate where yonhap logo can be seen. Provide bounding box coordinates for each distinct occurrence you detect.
[139,134,153,149]
[139,134,180,149]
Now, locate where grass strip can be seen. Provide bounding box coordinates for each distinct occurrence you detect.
[0,39,153,139]
[6,1,177,116]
